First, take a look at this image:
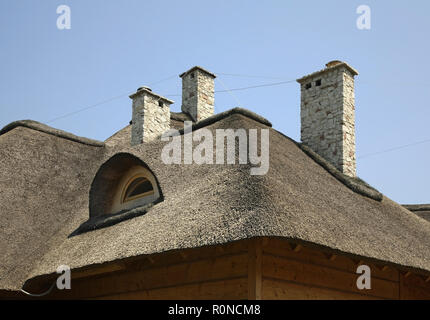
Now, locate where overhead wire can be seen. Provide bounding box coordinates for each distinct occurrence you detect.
[45,74,297,123]
[46,73,179,124]
[36,71,430,159]
[358,138,430,159]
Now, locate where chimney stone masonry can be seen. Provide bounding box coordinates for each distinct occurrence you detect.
[129,86,174,146]
[180,66,216,122]
[297,61,358,177]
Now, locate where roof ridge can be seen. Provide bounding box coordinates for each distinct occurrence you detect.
[175,107,272,135]
[0,120,105,147]
[275,130,383,201]
[297,143,383,201]
[403,204,430,212]
[170,111,193,122]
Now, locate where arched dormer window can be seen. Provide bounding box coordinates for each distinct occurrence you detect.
[71,153,163,236]
[122,175,154,203]
[109,165,160,214]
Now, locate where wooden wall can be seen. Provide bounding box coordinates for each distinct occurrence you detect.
[19,237,430,300]
[32,240,250,300]
[260,238,430,300]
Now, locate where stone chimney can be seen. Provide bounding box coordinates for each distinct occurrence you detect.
[297,61,359,177]
[129,86,174,146]
[179,66,216,122]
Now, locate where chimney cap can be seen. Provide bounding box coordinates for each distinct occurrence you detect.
[325,60,343,68]
[296,60,359,84]
[179,66,216,79]
[137,86,152,92]
[129,86,174,104]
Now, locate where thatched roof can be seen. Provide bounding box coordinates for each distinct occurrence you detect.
[403,205,430,223]
[0,124,106,290]
[1,109,430,291]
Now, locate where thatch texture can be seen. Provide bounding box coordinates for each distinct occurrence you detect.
[1,110,430,291]
[0,125,106,290]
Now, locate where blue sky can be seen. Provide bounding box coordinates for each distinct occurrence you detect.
[1,0,429,204]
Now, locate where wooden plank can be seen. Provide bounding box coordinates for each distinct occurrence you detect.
[400,273,430,300]
[248,238,262,300]
[123,240,248,272]
[94,278,248,300]
[72,262,126,280]
[402,273,430,290]
[263,253,398,299]
[262,279,380,300]
[400,284,430,300]
[262,238,399,282]
[52,252,249,299]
